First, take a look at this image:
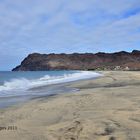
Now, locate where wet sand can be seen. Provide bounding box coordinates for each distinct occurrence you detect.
[0,71,140,140]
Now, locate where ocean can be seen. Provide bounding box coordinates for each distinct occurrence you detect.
[0,71,101,108]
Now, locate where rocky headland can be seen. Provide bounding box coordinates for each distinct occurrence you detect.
[12,50,140,71]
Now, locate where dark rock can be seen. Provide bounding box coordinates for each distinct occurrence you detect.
[12,50,140,71]
[132,50,140,55]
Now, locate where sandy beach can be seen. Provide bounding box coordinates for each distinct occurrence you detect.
[0,71,140,140]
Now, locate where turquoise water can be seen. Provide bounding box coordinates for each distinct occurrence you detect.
[0,71,101,108]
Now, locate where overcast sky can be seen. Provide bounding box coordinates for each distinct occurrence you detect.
[0,0,140,70]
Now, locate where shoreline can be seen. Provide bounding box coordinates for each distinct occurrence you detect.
[0,71,140,140]
[0,72,101,109]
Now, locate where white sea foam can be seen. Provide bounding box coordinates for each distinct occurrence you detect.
[0,71,102,92]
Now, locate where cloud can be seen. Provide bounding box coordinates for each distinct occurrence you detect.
[0,0,140,70]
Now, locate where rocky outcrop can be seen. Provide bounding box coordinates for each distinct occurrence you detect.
[12,50,140,71]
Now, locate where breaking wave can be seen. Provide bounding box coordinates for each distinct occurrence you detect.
[0,71,102,92]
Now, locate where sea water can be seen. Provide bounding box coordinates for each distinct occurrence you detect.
[0,71,101,108]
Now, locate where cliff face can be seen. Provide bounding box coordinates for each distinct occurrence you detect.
[12,50,140,71]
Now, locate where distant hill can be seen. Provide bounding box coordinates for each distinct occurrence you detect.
[12,50,140,71]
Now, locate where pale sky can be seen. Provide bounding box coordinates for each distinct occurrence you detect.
[0,0,140,70]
